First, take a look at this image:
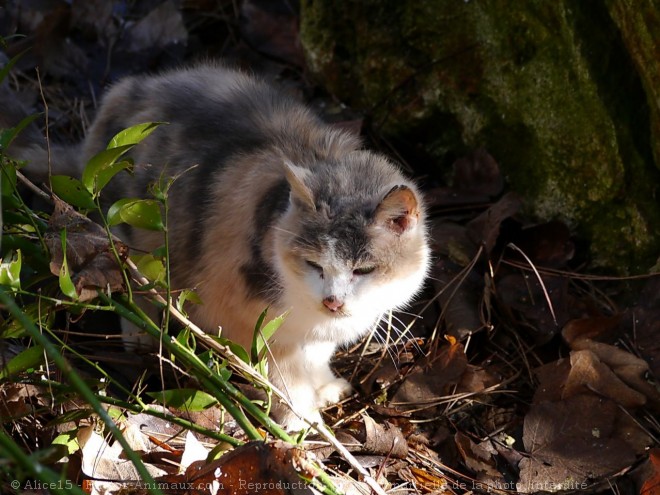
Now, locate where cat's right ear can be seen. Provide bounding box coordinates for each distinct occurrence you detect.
[284,160,316,211]
[375,185,421,235]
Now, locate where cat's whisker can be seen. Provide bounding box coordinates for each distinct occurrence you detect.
[372,322,399,366]
[385,312,425,354]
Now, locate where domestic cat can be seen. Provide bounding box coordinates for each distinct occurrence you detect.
[6,64,430,429]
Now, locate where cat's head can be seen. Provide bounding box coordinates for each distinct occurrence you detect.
[273,155,430,343]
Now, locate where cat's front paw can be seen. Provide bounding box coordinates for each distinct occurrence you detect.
[317,377,352,406]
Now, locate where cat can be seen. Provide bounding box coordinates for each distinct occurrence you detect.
[4,63,431,430]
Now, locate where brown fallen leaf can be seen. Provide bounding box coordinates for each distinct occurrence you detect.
[240,0,305,67]
[511,220,575,268]
[45,196,129,302]
[569,339,660,409]
[159,440,317,494]
[563,349,647,408]
[623,278,660,379]
[399,466,448,493]
[432,258,484,340]
[562,314,623,345]
[496,272,568,344]
[466,192,522,254]
[356,415,408,459]
[308,415,408,462]
[127,0,188,53]
[390,338,468,413]
[452,148,504,198]
[518,395,646,493]
[639,448,660,495]
[454,432,506,487]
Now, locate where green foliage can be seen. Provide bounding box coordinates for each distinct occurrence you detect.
[0,113,321,493]
[81,122,163,198]
[57,230,78,300]
[51,175,97,210]
[0,344,44,379]
[0,250,22,290]
[107,198,164,230]
[0,114,39,151]
[251,308,287,375]
[147,388,219,411]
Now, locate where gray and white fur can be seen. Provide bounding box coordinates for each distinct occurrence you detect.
[5,64,430,429]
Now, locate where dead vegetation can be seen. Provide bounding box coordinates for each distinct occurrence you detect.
[0,1,659,494]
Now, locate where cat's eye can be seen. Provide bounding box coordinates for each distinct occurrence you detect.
[306,260,324,273]
[353,265,376,276]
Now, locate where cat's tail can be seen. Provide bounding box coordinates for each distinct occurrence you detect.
[0,62,82,183]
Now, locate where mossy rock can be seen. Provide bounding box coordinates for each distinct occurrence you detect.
[300,0,660,273]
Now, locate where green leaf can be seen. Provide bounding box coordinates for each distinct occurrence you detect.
[106,198,134,226]
[1,159,18,197]
[214,336,250,365]
[81,145,133,195]
[198,351,232,381]
[107,198,164,231]
[94,159,133,194]
[132,253,166,284]
[0,113,40,150]
[50,175,97,209]
[107,122,163,149]
[59,230,78,300]
[51,430,80,456]
[0,250,21,290]
[147,388,218,411]
[251,309,287,365]
[0,49,27,85]
[176,288,202,314]
[1,302,54,338]
[0,344,44,379]
[175,327,194,351]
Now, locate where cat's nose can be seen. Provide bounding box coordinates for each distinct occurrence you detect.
[323,295,344,312]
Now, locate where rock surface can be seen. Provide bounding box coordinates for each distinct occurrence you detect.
[300,0,660,273]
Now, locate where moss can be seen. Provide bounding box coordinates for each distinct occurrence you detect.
[300,0,660,272]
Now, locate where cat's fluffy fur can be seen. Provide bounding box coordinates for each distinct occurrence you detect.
[6,64,430,429]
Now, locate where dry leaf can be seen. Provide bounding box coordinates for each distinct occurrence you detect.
[240,0,304,67]
[159,440,316,494]
[454,432,504,486]
[497,272,567,344]
[452,148,504,198]
[358,415,408,459]
[127,0,188,52]
[79,424,168,494]
[391,340,467,412]
[45,196,128,301]
[466,192,521,254]
[432,258,483,339]
[639,449,660,495]
[518,395,643,493]
[563,349,647,408]
[569,339,660,409]
[562,315,623,345]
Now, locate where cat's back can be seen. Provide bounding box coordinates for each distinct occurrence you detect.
[83,64,316,165]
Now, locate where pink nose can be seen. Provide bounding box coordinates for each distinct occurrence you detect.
[323,295,344,312]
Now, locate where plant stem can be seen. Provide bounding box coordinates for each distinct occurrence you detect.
[0,429,88,495]
[0,287,165,495]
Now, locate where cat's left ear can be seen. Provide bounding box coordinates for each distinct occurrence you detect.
[375,185,420,235]
[283,160,316,211]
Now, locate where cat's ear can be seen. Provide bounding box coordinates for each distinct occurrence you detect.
[283,160,316,211]
[375,185,420,235]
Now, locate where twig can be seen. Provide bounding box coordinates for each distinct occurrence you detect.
[506,243,557,325]
[16,169,50,201]
[35,67,52,188]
